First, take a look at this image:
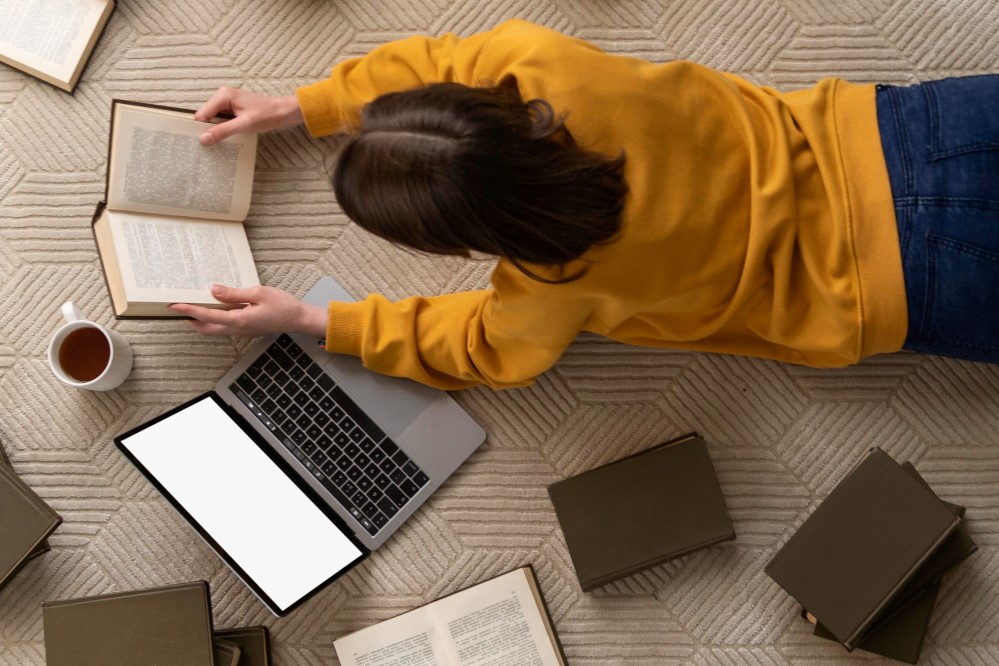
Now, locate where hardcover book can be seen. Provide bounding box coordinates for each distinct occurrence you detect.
[548,432,735,591]
[0,442,50,561]
[333,566,566,665]
[804,461,976,663]
[0,458,62,590]
[765,448,961,651]
[92,99,259,318]
[213,638,241,666]
[214,626,271,666]
[0,0,115,92]
[42,580,215,665]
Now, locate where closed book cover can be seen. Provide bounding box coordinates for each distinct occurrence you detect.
[0,441,50,560]
[548,433,735,591]
[765,448,959,650]
[215,626,271,666]
[0,462,62,589]
[42,580,215,666]
[213,638,241,666]
[810,580,940,664]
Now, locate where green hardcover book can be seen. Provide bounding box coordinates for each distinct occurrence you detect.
[214,626,271,666]
[548,432,735,591]
[765,448,960,651]
[0,460,62,590]
[43,581,215,666]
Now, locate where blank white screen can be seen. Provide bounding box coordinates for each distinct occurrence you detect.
[119,396,364,611]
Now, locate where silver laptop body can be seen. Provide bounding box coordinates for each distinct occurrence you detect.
[214,276,486,551]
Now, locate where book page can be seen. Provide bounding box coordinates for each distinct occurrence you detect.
[106,209,258,305]
[107,103,256,221]
[334,569,562,666]
[0,0,110,85]
[334,610,449,666]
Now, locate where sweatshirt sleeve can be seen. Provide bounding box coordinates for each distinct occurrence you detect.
[323,288,573,390]
[294,20,604,136]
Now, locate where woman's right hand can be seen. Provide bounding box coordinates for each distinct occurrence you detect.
[195,87,305,145]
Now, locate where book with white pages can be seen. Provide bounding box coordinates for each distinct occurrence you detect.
[0,0,115,92]
[92,100,260,318]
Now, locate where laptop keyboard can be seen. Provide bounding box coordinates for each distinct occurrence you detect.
[230,334,430,536]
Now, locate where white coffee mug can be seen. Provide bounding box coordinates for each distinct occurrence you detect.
[47,302,133,391]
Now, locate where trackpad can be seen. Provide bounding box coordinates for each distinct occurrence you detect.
[322,354,437,437]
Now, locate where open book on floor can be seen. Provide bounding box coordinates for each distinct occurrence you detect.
[92,100,260,318]
[333,566,567,666]
[0,0,115,92]
[765,448,972,654]
[548,432,735,591]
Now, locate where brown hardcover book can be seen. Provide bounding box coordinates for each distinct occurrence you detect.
[807,580,940,665]
[333,566,567,665]
[42,580,215,665]
[214,626,271,666]
[548,432,735,591]
[0,461,62,590]
[0,0,115,92]
[92,99,259,318]
[765,448,960,651]
[806,461,976,662]
[213,638,241,666]
[0,443,51,562]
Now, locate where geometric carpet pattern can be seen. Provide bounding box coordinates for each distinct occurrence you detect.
[2,0,998,663]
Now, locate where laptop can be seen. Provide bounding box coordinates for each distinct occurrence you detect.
[114,277,486,616]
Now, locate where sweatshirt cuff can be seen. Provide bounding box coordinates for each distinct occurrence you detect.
[325,301,367,357]
[295,80,344,137]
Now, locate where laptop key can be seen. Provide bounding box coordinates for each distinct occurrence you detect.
[374,473,392,490]
[371,512,388,529]
[320,478,353,509]
[389,468,406,485]
[356,475,373,492]
[369,447,385,464]
[360,517,378,536]
[402,460,419,477]
[331,386,386,443]
[362,501,379,517]
[307,364,324,380]
[391,450,409,466]
[321,461,337,477]
[376,495,399,516]
[235,375,256,395]
[364,463,381,479]
[351,489,366,506]
[318,374,335,391]
[269,347,295,370]
[413,472,429,488]
[400,479,420,497]
[367,487,384,502]
[384,484,409,508]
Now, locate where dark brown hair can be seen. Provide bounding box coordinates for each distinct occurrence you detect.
[331,78,627,282]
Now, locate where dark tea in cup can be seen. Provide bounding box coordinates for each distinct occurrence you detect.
[58,326,111,382]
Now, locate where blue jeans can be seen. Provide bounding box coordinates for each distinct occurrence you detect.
[876,75,999,363]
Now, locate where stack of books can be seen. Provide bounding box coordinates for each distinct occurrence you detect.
[42,580,271,665]
[0,441,62,591]
[765,448,977,664]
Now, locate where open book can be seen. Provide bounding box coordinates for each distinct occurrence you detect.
[334,566,567,666]
[0,0,115,92]
[92,100,260,318]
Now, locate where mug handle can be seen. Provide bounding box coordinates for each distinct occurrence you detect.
[61,301,85,323]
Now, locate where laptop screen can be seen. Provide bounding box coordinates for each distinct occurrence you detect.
[116,393,366,614]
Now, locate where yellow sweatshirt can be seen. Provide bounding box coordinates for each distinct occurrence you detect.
[295,20,906,389]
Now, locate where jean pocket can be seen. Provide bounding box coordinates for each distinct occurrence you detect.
[921,232,999,353]
[925,75,999,161]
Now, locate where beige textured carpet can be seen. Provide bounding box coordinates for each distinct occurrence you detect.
[2,0,999,663]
